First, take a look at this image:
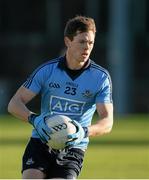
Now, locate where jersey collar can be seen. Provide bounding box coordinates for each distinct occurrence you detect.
[58,56,91,80]
[58,56,91,70]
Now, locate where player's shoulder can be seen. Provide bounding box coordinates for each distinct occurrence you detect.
[90,59,111,78]
[32,56,62,74]
[38,56,62,69]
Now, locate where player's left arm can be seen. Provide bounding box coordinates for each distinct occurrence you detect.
[88,103,113,137]
[67,103,113,147]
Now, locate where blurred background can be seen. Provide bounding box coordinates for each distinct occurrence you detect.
[0,0,149,115]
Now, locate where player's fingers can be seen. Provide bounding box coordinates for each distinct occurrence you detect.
[65,141,75,146]
[67,133,78,140]
[35,130,48,143]
[43,125,53,136]
[41,128,51,140]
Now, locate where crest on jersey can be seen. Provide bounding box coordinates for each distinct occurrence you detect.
[82,90,93,98]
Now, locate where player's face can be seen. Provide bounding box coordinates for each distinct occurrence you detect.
[65,30,95,68]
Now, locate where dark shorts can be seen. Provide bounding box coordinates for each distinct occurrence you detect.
[22,138,85,179]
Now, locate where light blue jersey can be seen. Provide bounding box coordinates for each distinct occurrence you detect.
[23,56,112,149]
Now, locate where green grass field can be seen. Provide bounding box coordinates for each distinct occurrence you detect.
[0,114,149,179]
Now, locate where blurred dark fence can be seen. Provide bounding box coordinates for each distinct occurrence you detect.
[0,0,149,114]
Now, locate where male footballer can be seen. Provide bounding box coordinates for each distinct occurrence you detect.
[8,15,113,179]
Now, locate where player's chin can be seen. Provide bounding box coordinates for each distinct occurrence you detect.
[80,55,89,62]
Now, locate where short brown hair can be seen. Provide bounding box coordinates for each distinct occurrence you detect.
[64,15,96,40]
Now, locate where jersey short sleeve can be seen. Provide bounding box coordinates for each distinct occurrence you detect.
[95,74,113,103]
[23,65,47,94]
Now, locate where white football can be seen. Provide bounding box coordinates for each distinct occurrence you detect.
[45,115,76,150]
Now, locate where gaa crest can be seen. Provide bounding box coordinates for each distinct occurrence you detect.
[82,90,93,98]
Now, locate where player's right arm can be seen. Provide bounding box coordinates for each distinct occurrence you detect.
[8,86,52,143]
[8,86,36,122]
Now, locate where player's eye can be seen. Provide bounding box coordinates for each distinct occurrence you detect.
[88,41,94,46]
[79,40,94,45]
[79,40,86,44]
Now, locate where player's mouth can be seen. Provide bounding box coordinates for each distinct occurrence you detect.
[81,52,89,58]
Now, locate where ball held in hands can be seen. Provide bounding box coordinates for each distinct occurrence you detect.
[66,120,89,146]
[45,115,77,149]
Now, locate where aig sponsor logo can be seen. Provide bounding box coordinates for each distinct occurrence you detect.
[50,96,85,115]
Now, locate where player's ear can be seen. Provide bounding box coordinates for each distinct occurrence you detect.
[64,37,71,48]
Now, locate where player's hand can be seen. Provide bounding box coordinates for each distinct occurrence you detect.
[28,113,52,143]
[66,120,89,146]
